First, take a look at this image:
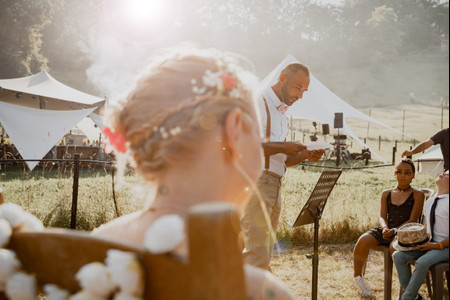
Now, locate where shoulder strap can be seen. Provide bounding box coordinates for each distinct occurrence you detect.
[262,96,271,170]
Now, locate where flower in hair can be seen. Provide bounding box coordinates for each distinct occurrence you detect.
[220,74,237,90]
[192,69,241,98]
[102,127,126,154]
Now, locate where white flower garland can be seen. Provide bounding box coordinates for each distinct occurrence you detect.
[0,202,187,299]
[143,214,185,254]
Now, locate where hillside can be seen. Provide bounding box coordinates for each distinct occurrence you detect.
[312,51,449,109]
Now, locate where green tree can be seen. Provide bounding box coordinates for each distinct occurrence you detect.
[366,5,403,63]
[0,0,63,78]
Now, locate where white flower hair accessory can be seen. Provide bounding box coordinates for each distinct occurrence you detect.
[105,250,144,297]
[144,214,185,254]
[192,69,242,99]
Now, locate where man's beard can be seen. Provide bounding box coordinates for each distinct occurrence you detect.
[280,84,290,106]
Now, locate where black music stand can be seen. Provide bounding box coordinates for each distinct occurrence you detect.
[286,170,342,300]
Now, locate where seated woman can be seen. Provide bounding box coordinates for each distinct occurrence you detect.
[91,48,295,299]
[352,159,424,297]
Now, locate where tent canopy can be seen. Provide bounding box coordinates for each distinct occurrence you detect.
[417,144,443,161]
[260,55,410,163]
[0,70,105,110]
[416,145,444,175]
[0,70,105,170]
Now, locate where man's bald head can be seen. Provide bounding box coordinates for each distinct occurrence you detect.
[280,63,310,79]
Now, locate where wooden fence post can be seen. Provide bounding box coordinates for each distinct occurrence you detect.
[392,141,397,165]
[112,166,120,217]
[70,154,80,229]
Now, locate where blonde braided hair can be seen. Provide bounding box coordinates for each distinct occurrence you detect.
[105,49,258,181]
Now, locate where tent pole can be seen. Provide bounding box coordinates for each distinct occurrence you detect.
[366,108,371,141]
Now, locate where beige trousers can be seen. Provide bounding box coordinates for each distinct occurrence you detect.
[241,171,282,270]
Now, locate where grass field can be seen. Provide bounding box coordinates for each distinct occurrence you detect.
[0,164,445,299]
[0,104,448,299]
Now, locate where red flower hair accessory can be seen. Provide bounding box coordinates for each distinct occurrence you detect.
[101,127,126,154]
[219,74,238,91]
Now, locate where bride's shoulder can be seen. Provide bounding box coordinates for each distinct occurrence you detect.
[91,210,142,237]
[244,264,295,300]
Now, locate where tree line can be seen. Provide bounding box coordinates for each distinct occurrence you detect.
[0,0,448,87]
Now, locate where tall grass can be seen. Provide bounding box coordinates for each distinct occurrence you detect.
[0,161,437,243]
[0,167,145,230]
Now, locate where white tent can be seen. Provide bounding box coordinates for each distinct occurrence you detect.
[416,145,444,175]
[260,55,410,164]
[0,70,105,170]
[0,70,104,110]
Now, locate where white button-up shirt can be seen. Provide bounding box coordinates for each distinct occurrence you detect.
[423,193,449,242]
[257,87,289,177]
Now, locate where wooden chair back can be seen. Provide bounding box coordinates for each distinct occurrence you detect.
[0,202,246,300]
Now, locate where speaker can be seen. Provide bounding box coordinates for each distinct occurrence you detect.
[334,112,343,129]
[322,124,330,135]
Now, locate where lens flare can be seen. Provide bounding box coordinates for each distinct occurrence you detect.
[102,0,183,45]
[126,0,169,26]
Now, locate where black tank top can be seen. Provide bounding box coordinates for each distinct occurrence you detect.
[387,191,415,228]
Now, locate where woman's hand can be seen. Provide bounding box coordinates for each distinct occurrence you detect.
[382,227,395,239]
[417,242,440,251]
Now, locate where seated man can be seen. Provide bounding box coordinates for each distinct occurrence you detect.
[392,170,449,300]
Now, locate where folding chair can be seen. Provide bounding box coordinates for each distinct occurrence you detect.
[0,202,246,300]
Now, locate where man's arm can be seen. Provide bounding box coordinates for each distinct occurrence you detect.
[285,149,324,167]
[417,237,449,251]
[262,142,306,157]
[401,139,434,158]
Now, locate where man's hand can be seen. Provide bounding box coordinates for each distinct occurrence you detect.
[417,242,440,251]
[285,149,324,167]
[401,150,412,158]
[283,142,307,156]
[304,149,325,162]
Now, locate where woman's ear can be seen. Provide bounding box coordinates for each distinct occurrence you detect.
[223,108,243,162]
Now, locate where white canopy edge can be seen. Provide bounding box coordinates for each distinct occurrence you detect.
[0,101,97,170]
[416,144,444,160]
[0,70,104,106]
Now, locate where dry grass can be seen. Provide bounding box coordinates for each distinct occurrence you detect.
[277,166,437,245]
[271,244,444,299]
[0,104,448,299]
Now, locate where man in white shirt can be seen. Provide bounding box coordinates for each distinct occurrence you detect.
[241,63,324,270]
[393,170,449,300]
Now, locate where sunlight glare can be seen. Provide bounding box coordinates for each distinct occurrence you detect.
[126,0,168,25]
